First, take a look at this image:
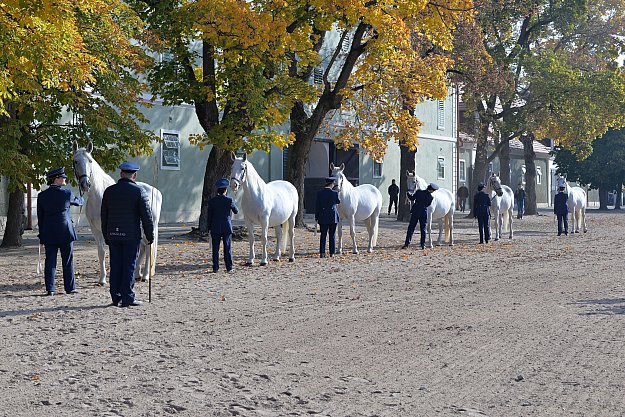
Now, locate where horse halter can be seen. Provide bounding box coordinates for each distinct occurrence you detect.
[73,154,92,193]
[406,175,418,193]
[231,162,247,188]
[489,177,503,196]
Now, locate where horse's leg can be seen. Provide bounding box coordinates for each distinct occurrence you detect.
[349,216,358,254]
[259,220,269,266]
[508,207,514,239]
[582,207,588,233]
[288,215,296,262]
[337,219,344,255]
[494,210,501,241]
[135,243,146,281]
[273,224,282,262]
[95,235,107,285]
[448,213,454,246]
[436,219,443,246]
[246,222,255,265]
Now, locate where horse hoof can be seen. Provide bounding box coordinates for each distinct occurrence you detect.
[575,230,580,233]
[494,238,500,241]
[367,249,373,253]
[260,262,267,266]
[352,251,358,255]
[245,262,254,266]
[288,258,294,262]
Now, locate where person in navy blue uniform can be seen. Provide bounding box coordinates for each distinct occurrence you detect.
[473,182,491,244]
[37,167,84,296]
[402,183,437,250]
[207,178,239,273]
[315,177,341,258]
[554,186,569,236]
[387,179,400,215]
[101,162,154,307]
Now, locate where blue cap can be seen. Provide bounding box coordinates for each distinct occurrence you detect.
[215,178,229,188]
[428,182,439,191]
[46,167,67,179]
[119,162,140,172]
[478,182,485,191]
[325,176,336,184]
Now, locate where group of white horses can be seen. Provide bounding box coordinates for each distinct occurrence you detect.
[71,142,588,286]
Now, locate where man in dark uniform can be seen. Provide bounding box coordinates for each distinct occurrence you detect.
[315,177,341,258]
[207,178,239,273]
[473,182,491,244]
[37,167,84,296]
[554,186,569,236]
[387,179,400,215]
[101,162,154,307]
[402,183,437,250]
[457,183,469,212]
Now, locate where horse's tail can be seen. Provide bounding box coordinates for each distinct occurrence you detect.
[371,214,379,248]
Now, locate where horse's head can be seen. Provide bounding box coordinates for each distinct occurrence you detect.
[488,174,504,197]
[405,170,426,193]
[329,162,345,192]
[230,152,247,192]
[72,141,94,193]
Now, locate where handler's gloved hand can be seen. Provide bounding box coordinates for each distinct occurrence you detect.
[104,240,110,246]
[143,236,154,245]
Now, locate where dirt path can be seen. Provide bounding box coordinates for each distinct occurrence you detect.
[1,211,624,416]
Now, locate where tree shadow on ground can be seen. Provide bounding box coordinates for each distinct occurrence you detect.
[0,303,111,318]
[573,298,625,315]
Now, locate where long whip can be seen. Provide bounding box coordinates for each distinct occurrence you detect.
[148,153,158,303]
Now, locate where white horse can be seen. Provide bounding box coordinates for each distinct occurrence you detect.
[72,142,162,284]
[405,170,455,247]
[230,153,297,265]
[329,163,382,254]
[557,177,588,233]
[486,174,514,240]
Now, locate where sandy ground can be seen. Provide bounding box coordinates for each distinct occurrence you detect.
[1,210,625,417]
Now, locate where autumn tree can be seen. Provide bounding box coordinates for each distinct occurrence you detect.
[454,0,625,216]
[0,1,155,247]
[134,0,315,235]
[283,1,473,226]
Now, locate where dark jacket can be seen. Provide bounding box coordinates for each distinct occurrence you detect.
[407,189,433,215]
[37,185,84,245]
[457,186,469,199]
[101,178,154,242]
[554,192,569,215]
[515,188,526,202]
[315,187,340,225]
[473,191,491,218]
[388,183,400,198]
[207,194,238,235]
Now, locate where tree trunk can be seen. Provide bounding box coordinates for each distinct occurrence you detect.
[598,187,609,210]
[1,188,26,247]
[469,119,490,217]
[615,185,622,210]
[398,145,416,222]
[198,146,234,235]
[499,139,511,185]
[521,136,537,215]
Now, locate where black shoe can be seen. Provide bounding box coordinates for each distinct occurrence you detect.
[479,241,484,244]
[401,244,409,249]
[320,254,326,258]
[211,269,219,273]
[45,291,55,296]
[120,300,143,307]
[557,233,561,236]
[420,245,425,250]
[110,301,120,307]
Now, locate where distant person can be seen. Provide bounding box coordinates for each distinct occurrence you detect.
[514,183,526,219]
[473,182,491,244]
[402,183,437,250]
[387,179,400,215]
[101,162,154,307]
[37,167,84,296]
[456,184,469,212]
[207,178,239,273]
[315,177,341,258]
[554,186,569,236]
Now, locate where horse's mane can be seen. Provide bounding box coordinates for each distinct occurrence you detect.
[241,158,267,190]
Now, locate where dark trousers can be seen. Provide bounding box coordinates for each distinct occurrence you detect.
[458,198,466,212]
[557,214,568,235]
[108,240,141,305]
[211,232,233,271]
[405,211,427,247]
[319,223,338,256]
[517,200,525,218]
[388,196,399,215]
[477,214,491,243]
[44,242,75,293]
